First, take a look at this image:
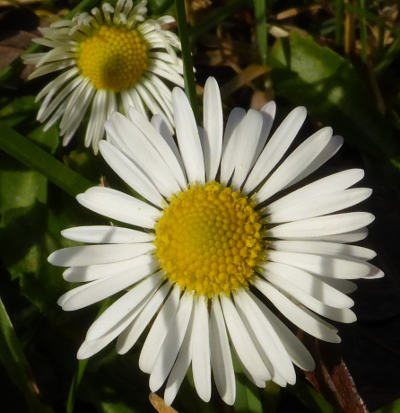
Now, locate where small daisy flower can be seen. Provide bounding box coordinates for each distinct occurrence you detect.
[23,0,183,152]
[48,77,383,406]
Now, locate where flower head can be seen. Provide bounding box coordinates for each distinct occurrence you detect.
[24,0,183,152]
[48,77,383,405]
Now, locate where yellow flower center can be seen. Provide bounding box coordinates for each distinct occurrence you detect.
[76,25,148,92]
[154,182,264,297]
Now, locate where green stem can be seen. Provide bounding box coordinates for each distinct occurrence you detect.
[253,0,268,65]
[175,0,199,120]
[66,360,89,413]
[0,123,93,197]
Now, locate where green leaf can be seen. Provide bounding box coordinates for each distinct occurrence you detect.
[0,96,38,128]
[0,298,54,413]
[0,123,93,197]
[269,32,400,174]
[26,123,60,154]
[374,399,400,413]
[0,154,47,215]
[0,203,67,312]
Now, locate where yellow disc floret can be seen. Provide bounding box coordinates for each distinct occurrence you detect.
[154,182,265,297]
[76,25,148,91]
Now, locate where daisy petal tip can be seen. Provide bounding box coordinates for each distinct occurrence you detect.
[76,347,90,360]
[149,376,162,393]
[294,105,307,118]
[75,192,86,206]
[47,250,59,265]
[204,76,218,88]
[223,394,236,406]
[198,393,211,403]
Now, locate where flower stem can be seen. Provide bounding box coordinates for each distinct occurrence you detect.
[175,0,199,120]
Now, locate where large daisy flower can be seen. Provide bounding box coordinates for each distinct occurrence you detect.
[23,0,183,152]
[48,77,383,406]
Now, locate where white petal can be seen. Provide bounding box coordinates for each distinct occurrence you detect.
[253,101,276,163]
[127,108,186,188]
[254,278,340,343]
[286,135,343,188]
[149,294,194,391]
[151,114,185,172]
[203,77,223,181]
[231,109,264,189]
[37,75,83,122]
[310,228,368,243]
[256,127,333,203]
[233,290,296,384]
[60,78,91,130]
[250,292,315,371]
[116,283,172,354]
[261,261,354,308]
[263,272,356,323]
[191,296,211,402]
[77,308,138,359]
[209,298,235,405]
[76,186,160,229]
[48,242,154,267]
[267,169,365,213]
[172,88,205,183]
[28,59,75,80]
[62,254,156,283]
[266,250,376,279]
[61,225,154,244]
[85,273,163,340]
[220,108,246,183]
[85,90,108,151]
[318,277,358,294]
[270,240,376,260]
[268,188,372,223]
[99,141,164,207]
[77,291,151,359]
[163,310,194,406]
[220,295,271,382]
[35,67,79,102]
[59,255,157,310]
[139,285,181,373]
[243,106,307,193]
[268,212,375,239]
[105,113,180,197]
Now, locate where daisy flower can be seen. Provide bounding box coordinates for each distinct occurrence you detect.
[23,0,183,153]
[48,77,383,406]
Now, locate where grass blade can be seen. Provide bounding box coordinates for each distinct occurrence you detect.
[0,297,54,413]
[175,0,199,120]
[253,0,268,65]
